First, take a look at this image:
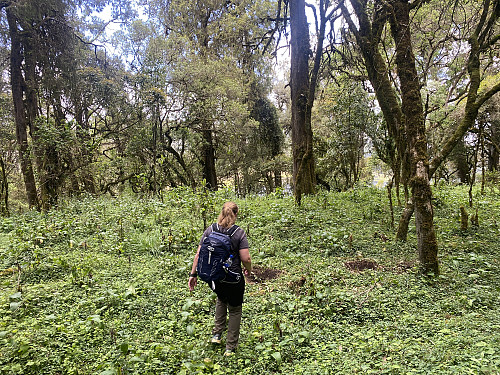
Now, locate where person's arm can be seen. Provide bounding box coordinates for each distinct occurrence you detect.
[239,248,251,276]
[188,246,201,291]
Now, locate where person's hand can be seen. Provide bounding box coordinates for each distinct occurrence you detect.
[243,268,251,277]
[188,276,197,291]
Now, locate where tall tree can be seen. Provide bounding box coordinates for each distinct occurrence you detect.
[340,0,500,274]
[0,0,137,206]
[288,0,337,204]
[389,0,438,273]
[0,92,12,215]
[288,0,341,203]
[152,0,277,190]
[289,0,316,203]
[248,96,285,193]
[5,3,39,209]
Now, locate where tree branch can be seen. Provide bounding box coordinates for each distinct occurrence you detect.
[429,81,500,177]
[475,0,492,45]
[306,2,319,34]
[485,33,500,48]
[478,0,499,46]
[101,173,137,195]
[476,81,500,108]
[339,1,359,38]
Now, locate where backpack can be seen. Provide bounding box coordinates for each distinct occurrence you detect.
[197,224,239,283]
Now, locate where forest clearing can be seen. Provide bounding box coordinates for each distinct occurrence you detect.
[0,185,499,374]
[0,0,499,373]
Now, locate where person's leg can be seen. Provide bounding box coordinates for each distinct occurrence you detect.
[226,304,242,350]
[213,298,227,335]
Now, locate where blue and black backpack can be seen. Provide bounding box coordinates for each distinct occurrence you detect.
[197,224,239,283]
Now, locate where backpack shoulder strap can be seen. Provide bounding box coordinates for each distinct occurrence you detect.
[227,225,239,237]
[212,223,238,236]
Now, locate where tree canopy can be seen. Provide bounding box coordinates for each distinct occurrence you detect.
[0,0,499,272]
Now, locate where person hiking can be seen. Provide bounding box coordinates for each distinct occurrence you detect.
[188,201,252,356]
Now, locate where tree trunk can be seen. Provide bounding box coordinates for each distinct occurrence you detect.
[340,0,409,221]
[452,137,470,183]
[390,0,438,274]
[265,171,274,193]
[234,171,241,196]
[164,132,196,189]
[289,0,315,204]
[201,125,217,190]
[0,155,8,216]
[396,198,414,241]
[7,9,39,210]
[274,169,282,191]
[488,140,499,171]
[74,106,97,195]
[487,116,499,171]
[24,30,60,210]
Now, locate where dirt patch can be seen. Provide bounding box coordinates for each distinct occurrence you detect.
[246,265,282,283]
[344,259,380,272]
[345,259,415,273]
[391,261,415,274]
[288,275,308,295]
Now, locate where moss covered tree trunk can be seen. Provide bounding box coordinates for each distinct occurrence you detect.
[289,0,316,204]
[7,8,39,210]
[341,0,438,273]
[390,0,438,274]
[24,33,60,210]
[340,0,410,238]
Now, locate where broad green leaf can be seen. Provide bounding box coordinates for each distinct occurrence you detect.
[120,342,129,355]
[271,352,281,363]
[10,302,20,311]
[9,292,22,300]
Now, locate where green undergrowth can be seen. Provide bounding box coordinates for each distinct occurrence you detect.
[0,185,499,374]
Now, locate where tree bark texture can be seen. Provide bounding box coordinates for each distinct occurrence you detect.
[395,198,414,242]
[389,0,438,274]
[489,121,499,171]
[0,155,8,216]
[202,126,218,190]
[451,138,470,183]
[24,25,59,210]
[7,8,39,210]
[290,0,315,204]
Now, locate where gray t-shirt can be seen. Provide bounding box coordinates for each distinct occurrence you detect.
[199,223,249,274]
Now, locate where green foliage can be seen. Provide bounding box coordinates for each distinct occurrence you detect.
[314,78,378,190]
[0,185,499,374]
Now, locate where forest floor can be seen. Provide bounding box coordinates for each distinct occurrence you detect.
[0,185,499,374]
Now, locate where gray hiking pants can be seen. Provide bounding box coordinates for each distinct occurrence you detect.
[213,298,242,350]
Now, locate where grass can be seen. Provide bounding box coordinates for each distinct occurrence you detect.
[0,185,499,374]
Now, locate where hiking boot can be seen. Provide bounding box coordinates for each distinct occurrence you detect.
[223,349,235,356]
[210,333,222,344]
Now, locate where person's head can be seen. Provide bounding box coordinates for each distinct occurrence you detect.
[217,201,238,228]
